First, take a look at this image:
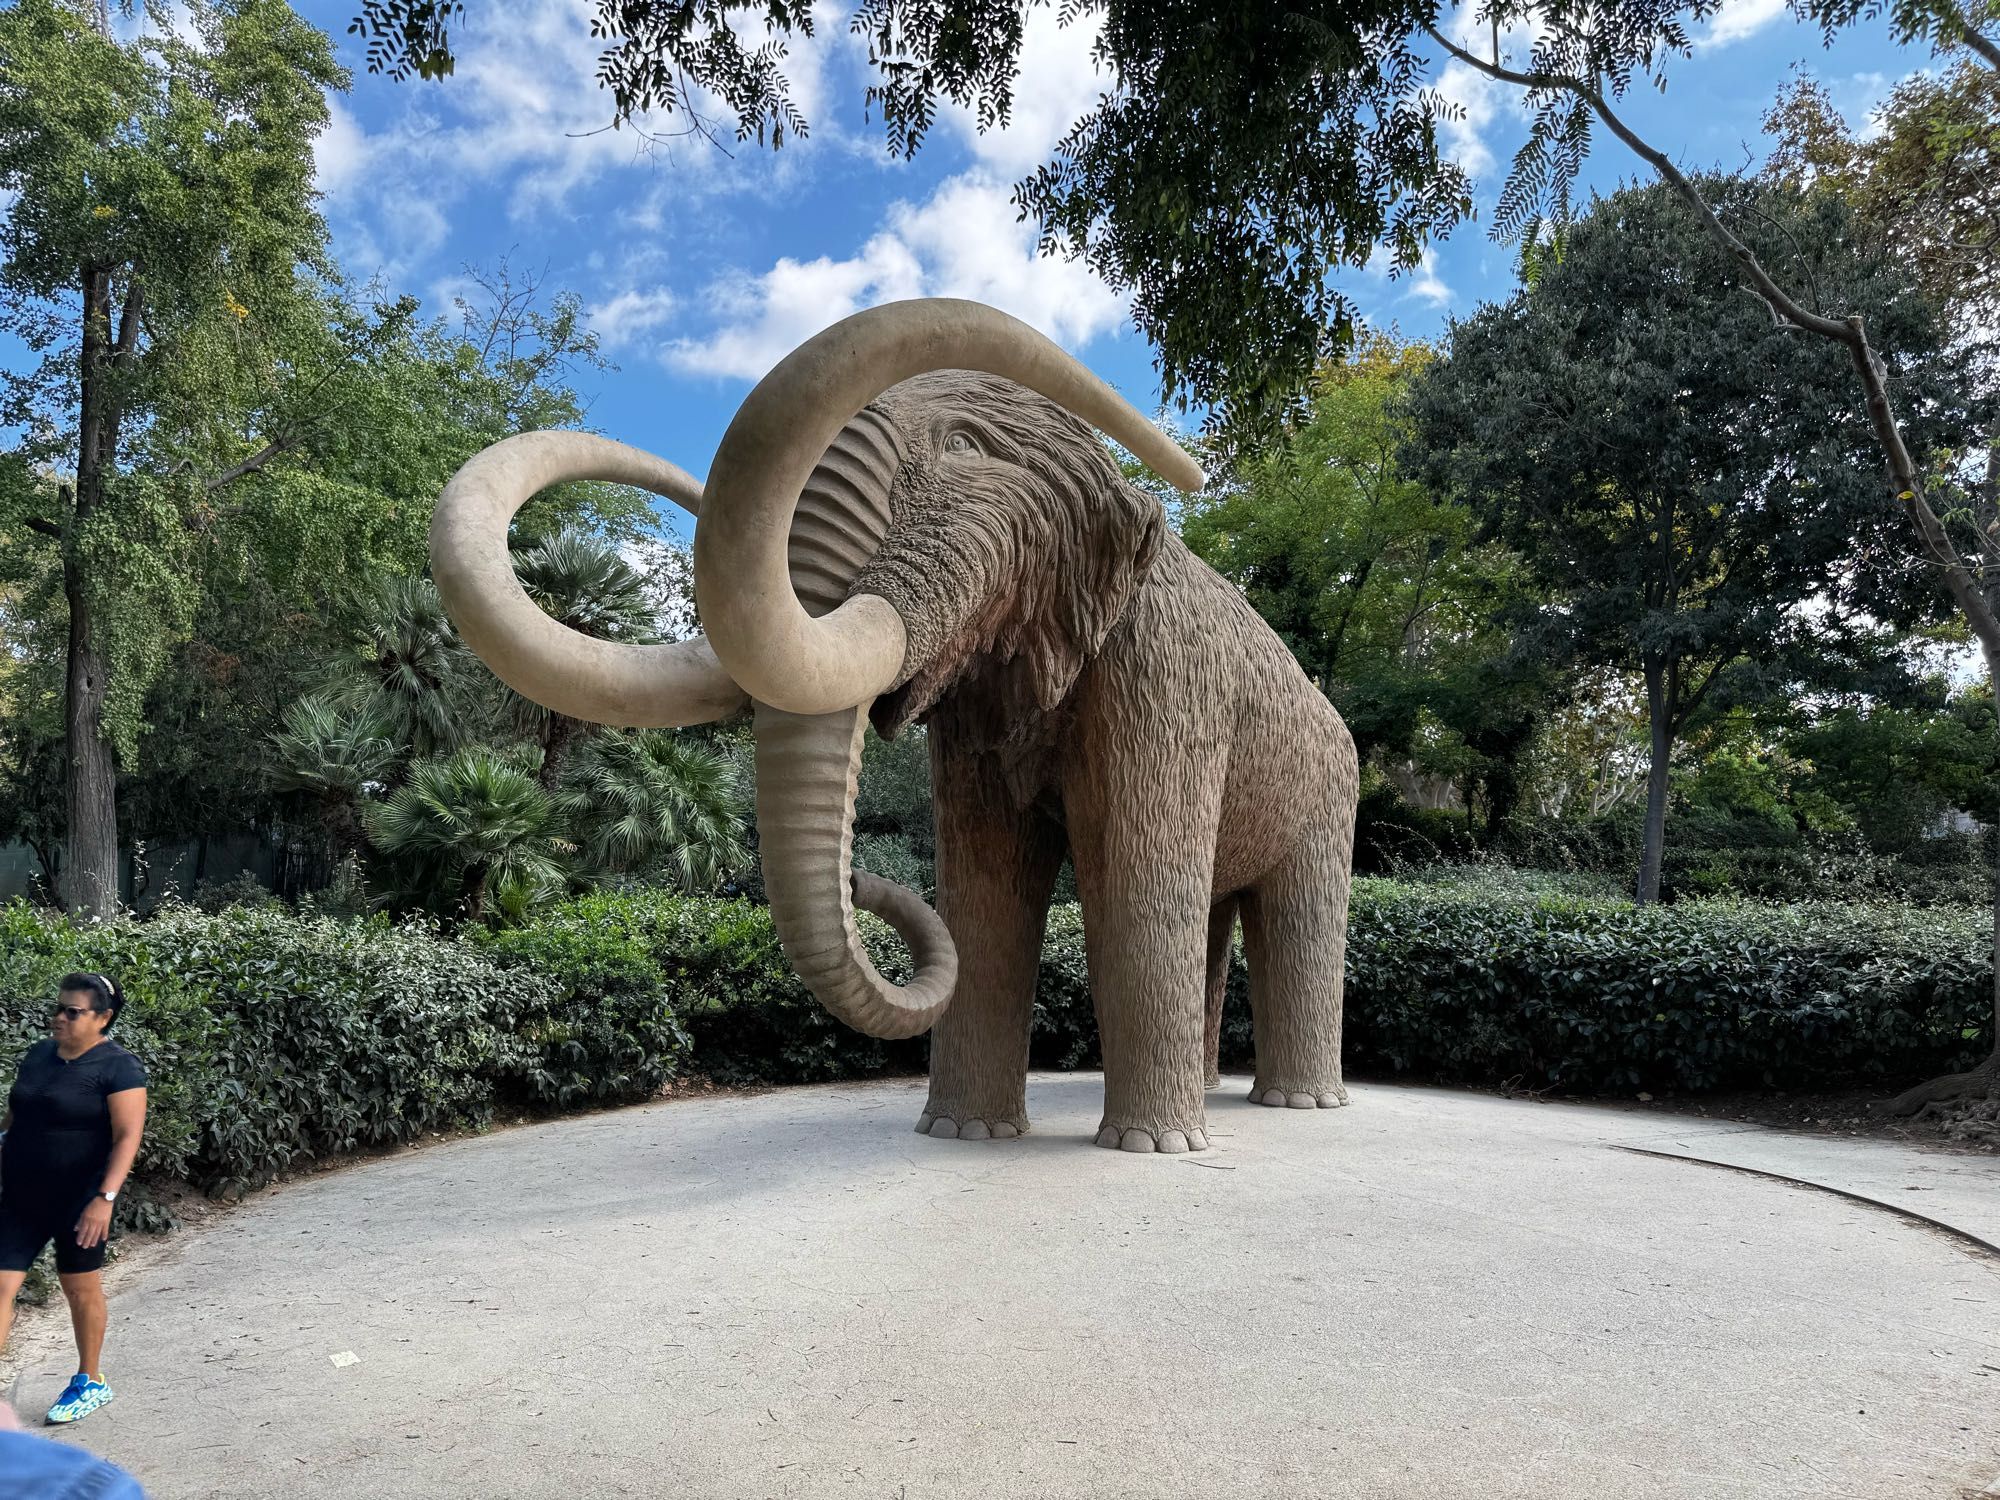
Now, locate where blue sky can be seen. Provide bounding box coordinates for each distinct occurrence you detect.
[299,4,1932,539]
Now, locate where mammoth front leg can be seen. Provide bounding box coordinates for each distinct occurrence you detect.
[918,745,1066,1141]
[1069,772,1223,1153]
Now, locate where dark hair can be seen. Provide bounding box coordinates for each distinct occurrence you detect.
[58,972,123,1030]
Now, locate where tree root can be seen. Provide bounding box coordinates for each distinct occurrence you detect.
[1881,1053,1999,1118]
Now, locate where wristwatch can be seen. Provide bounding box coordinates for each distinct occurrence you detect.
[98,1190,116,1204]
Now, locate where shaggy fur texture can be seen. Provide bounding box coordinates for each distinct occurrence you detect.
[807,372,1360,1152]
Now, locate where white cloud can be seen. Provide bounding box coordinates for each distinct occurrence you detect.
[665,173,1124,381]
[665,236,925,380]
[1849,70,1898,141]
[589,286,680,346]
[1700,0,1788,48]
[1434,59,1502,178]
[314,99,370,200]
[1408,253,1454,307]
[318,0,824,281]
[940,8,1109,179]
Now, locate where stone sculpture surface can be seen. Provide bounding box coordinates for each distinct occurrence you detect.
[431,299,1360,1153]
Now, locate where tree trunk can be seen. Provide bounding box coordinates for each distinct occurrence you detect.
[461,861,487,924]
[1636,663,1671,907]
[63,267,121,919]
[538,713,581,790]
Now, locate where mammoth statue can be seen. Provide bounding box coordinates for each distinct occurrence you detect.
[431,299,1358,1154]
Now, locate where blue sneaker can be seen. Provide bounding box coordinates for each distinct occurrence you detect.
[45,1372,113,1424]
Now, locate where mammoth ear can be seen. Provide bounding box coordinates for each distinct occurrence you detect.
[1021,479,1166,714]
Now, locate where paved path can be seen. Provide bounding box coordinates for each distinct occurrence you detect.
[10,1075,2000,1499]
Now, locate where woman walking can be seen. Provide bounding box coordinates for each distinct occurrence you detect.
[0,973,147,1425]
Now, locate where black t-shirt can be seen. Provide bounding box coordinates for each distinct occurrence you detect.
[2,1038,147,1209]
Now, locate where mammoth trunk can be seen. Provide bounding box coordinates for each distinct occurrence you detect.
[754,702,956,1039]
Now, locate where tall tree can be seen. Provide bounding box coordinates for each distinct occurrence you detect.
[0,0,345,915]
[1405,178,1975,903]
[1181,334,1549,822]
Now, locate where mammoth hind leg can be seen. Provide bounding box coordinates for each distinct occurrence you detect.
[1203,895,1241,1090]
[1240,807,1354,1111]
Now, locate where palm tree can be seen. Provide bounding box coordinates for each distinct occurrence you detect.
[510,531,662,786]
[268,693,398,868]
[365,746,570,923]
[328,577,483,767]
[561,729,749,893]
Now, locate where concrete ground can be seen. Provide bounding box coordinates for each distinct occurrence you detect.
[8,1074,2000,1500]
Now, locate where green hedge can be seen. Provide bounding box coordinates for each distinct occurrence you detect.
[1335,880,1992,1092]
[473,891,926,1087]
[1030,880,1992,1091]
[2,881,1991,1225]
[0,905,550,1208]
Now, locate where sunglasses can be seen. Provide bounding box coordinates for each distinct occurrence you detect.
[52,1004,101,1021]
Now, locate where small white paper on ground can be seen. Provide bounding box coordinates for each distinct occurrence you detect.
[329,1351,360,1369]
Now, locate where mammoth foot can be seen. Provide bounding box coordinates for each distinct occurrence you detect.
[916,1112,1023,1141]
[1092,1122,1210,1154]
[1249,1083,1348,1109]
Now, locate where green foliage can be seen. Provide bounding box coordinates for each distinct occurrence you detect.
[1032,880,1994,1089]
[0,0,348,756]
[1405,176,1979,898]
[559,729,750,891]
[365,746,570,923]
[1015,3,1469,430]
[1788,691,2000,848]
[1765,65,2000,330]
[507,529,665,780]
[269,694,397,850]
[324,576,483,764]
[1332,880,1995,1092]
[507,888,925,1086]
[470,905,691,1107]
[1353,776,1481,873]
[0,901,534,1200]
[1182,333,1551,819]
[851,725,935,895]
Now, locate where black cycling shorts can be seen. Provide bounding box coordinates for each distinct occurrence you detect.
[0,1192,106,1275]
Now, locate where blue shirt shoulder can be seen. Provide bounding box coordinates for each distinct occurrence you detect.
[0,1429,147,1498]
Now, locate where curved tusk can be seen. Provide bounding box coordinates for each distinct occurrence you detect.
[431,430,748,728]
[694,297,1205,717]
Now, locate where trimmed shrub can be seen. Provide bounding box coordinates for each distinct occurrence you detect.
[469,886,926,1100]
[1029,881,1992,1091]
[471,901,690,1107]
[1335,881,1993,1092]
[0,903,543,1201]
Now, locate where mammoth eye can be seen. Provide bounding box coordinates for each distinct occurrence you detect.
[943,430,981,457]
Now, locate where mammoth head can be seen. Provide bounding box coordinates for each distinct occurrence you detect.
[429,299,1201,1044]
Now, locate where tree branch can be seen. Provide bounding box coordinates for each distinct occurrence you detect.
[22,516,63,540]
[1424,21,1855,343]
[202,435,297,493]
[1421,17,2000,667]
[1947,5,2000,71]
[112,279,143,366]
